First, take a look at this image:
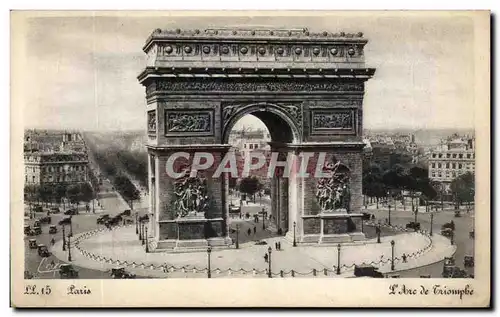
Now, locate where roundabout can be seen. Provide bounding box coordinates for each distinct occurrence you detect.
[51,223,456,278]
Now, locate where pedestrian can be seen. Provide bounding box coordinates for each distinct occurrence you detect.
[247,228,251,236]
[402,253,408,263]
[278,242,281,250]
[50,238,55,246]
[253,226,256,234]
[264,253,268,263]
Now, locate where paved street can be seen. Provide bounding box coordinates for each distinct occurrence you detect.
[365,207,474,277]
[24,177,150,279]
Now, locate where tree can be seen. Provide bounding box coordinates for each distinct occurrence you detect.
[239,176,261,203]
[114,174,140,209]
[54,183,68,209]
[78,183,94,208]
[450,172,475,210]
[66,184,80,207]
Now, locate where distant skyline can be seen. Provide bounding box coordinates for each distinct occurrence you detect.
[18,12,476,131]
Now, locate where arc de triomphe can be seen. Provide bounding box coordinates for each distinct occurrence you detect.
[138,27,376,251]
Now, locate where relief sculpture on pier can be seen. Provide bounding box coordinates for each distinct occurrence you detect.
[315,157,351,213]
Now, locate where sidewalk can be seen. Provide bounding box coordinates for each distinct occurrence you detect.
[51,225,455,278]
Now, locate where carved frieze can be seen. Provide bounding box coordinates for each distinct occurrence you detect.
[310,110,356,135]
[147,110,156,134]
[153,79,364,94]
[165,110,214,136]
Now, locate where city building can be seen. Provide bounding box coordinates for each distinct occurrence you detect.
[24,152,89,185]
[24,130,90,185]
[228,128,271,153]
[428,135,475,190]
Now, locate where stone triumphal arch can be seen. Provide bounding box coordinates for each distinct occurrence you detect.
[138,27,376,251]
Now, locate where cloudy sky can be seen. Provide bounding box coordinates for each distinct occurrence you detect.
[18,12,476,132]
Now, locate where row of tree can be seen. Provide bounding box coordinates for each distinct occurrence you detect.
[86,143,141,209]
[24,182,94,210]
[363,161,474,210]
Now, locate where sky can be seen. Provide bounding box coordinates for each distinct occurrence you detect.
[18,12,476,132]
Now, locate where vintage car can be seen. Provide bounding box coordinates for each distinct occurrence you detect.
[28,239,38,249]
[121,210,132,217]
[105,216,122,227]
[442,266,468,278]
[464,256,474,268]
[24,225,31,235]
[405,222,421,230]
[33,220,41,227]
[49,225,58,234]
[444,257,455,266]
[39,216,52,225]
[59,264,79,279]
[33,205,43,213]
[354,265,384,278]
[123,218,134,225]
[50,207,61,214]
[254,240,268,245]
[33,226,42,235]
[442,221,455,231]
[110,267,136,279]
[37,244,51,257]
[24,270,35,279]
[96,214,110,224]
[420,275,431,278]
[361,212,374,221]
[454,210,461,218]
[64,209,78,216]
[441,228,454,237]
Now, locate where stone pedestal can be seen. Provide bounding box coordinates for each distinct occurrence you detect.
[296,212,365,244]
[152,213,232,252]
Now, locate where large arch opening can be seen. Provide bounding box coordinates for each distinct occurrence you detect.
[225,107,298,244]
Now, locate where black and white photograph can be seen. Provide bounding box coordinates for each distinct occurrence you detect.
[10,11,490,307]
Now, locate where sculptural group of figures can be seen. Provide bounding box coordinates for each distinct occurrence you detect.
[168,114,210,132]
[173,173,211,218]
[316,160,351,212]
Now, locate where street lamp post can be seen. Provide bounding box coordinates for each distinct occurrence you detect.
[145,227,149,253]
[135,212,139,235]
[67,234,72,262]
[388,204,392,225]
[207,247,212,278]
[62,225,66,251]
[430,213,434,236]
[390,240,395,271]
[450,230,454,245]
[414,206,418,229]
[141,222,145,245]
[293,221,297,247]
[336,244,341,275]
[262,209,266,230]
[235,224,239,249]
[376,224,381,244]
[69,216,73,237]
[267,247,272,278]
